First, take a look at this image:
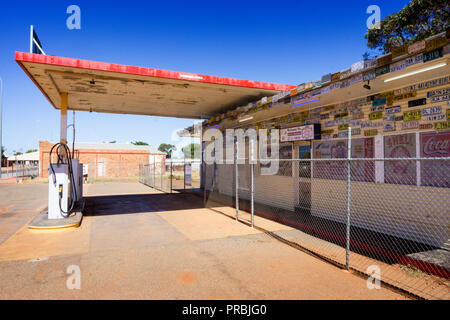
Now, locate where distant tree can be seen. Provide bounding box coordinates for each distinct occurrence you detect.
[131,141,149,146]
[25,149,37,153]
[366,0,449,54]
[182,143,201,159]
[109,141,116,143]
[13,151,22,156]
[158,143,176,158]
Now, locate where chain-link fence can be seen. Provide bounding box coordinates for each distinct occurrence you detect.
[140,159,201,193]
[0,165,39,179]
[202,149,449,300]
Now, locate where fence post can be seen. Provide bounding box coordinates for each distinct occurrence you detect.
[160,157,163,190]
[346,126,352,270]
[250,139,254,228]
[89,159,93,184]
[183,157,186,192]
[170,160,173,193]
[235,140,239,220]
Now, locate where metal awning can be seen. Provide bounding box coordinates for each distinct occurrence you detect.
[15,52,296,119]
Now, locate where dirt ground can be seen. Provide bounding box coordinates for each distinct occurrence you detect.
[0,182,408,299]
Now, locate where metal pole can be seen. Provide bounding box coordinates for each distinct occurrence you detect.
[0,77,3,179]
[160,157,163,190]
[250,162,254,228]
[235,140,239,220]
[170,160,173,193]
[183,157,186,192]
[346,126,352,270]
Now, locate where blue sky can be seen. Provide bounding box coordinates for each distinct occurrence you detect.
[0,0,409,157]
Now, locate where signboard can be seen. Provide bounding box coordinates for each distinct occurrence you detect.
[404,53,423,67]
[364,129,378,136]
[376,54,392,67]
[420,131,450,187]
[419,123,433,130]
[403,109,421,121]
[334,112,348,119]
[372,98,386,107]
[427,88,450,98]
[394,91,416,101]
[375,65,390,77]
[430,95,450,103]
[384,133,416,185]
[384,122,396,132]
[425,36,447,51]
[369,112,383,120]
[408,98,427,108]
[351,128,361,135]
[313,138,374,181]
[402,121,419,130]
[338,124,349,131]
[421,106,441,116]
[389,59,406,73]
[392,45,408,58]
[425,114,446,121]
[82,164,89,176]
[423,47,443,63]
[280,124,320,142]
[434,121,450,130]
[385,106,401,114]
[352,111,364,120]
[408,40,425,54]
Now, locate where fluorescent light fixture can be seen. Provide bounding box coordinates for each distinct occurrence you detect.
[293,98,319,107]
[239,116,254,122]
[384,62,447,83]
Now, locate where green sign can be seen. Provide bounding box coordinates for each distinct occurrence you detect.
[369,112,383,120]
[423,48,443,63]
[434,121,450,130]
[403,109,421,121]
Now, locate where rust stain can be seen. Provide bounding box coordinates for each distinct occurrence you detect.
[177,272,196,285]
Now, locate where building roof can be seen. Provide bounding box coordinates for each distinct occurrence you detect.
[7,151,39,161]
[15,52,296,119]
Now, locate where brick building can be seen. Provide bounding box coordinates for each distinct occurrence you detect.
[39,141,165,179]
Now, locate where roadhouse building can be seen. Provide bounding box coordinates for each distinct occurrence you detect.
[193,32,450,249]
[39,141,165,179]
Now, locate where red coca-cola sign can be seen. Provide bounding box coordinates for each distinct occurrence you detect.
[421,131,450,187]
[421,131,450,157]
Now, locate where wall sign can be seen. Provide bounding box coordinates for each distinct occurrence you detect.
[352,111,364,120]
[384,115,395,122]
[369,112,383,120]
[384,122,396,132]
[394,91,416,101]
[430,95,450,103]
[421,106,441,116]
[370,105,385,113]
[385,106,401,114]
[408,98,427,108]
[334,112,348,119]
[413,76,450,91]
[384,133,416,185]
[280,123,320,142]
[420,131,450,187]
[375,65,390,76]
[408,41,425,54]
[403,109,421,121]
[423,47,443,62]
[402,121,419,130]
[395,115,404,121]
[338,124,349,131]
[419,123,433,130]
[427,88,450,98]
[364,129,378,136]
[351,128,361,135]
[425,114,446,121]
[405,53,423,67]
[390,59,407,73]
[434,121,450,130]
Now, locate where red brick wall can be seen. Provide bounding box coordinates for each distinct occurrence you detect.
[39,141,165,178]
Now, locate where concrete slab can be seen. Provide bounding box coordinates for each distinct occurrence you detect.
[28,211,83,230]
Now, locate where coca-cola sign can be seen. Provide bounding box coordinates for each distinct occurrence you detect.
[421,131,450,157]
[420,131,450,187]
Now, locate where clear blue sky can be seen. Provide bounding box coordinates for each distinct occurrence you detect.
[0,0,409,157]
